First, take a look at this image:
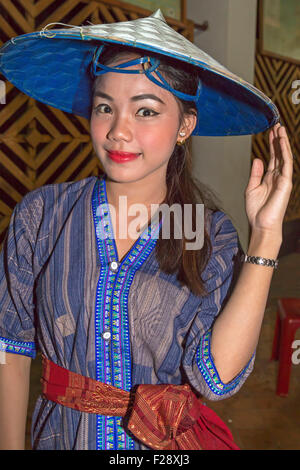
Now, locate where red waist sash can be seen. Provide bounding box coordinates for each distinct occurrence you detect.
[41,354,239,450]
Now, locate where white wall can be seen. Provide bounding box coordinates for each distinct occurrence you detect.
[187,0,258,251]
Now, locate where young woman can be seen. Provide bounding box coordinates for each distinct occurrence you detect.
[0,11,293,450]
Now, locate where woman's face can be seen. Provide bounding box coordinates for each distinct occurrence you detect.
[90,54,196,184]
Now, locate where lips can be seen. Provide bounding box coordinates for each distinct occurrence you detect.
[107,150,141,163]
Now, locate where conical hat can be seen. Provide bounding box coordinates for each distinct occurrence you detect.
[0,9,279,136]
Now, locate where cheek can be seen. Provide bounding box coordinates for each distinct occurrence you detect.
[90,118,106,143]
[137,119,178,152]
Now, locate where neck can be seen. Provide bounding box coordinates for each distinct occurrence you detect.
[104,172,167,214]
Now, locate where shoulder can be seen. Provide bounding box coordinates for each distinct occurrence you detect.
[19,176,97,205]
[16,176,97,215]
[203,209,241,276]
[202,210,242,289]
[12,176,98,237]
[205,209,238,243]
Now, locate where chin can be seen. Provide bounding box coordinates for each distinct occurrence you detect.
[104,167,144,184]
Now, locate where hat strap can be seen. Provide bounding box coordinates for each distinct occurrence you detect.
[92,45,202,103]
[144,67,202,103]
[92,45,160,76]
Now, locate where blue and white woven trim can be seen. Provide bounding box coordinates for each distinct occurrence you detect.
[0,335,36,359]
[196,330,253,395]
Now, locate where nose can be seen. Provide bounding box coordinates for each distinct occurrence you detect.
[107,113,132,142]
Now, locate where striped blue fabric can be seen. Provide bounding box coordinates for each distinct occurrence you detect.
[0,174,255,450]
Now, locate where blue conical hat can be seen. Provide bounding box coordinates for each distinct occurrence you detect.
[0,9,279,136]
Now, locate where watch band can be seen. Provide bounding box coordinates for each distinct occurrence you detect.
[241,253,279,269]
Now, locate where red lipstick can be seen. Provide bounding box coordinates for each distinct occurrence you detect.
[108,151,141,163]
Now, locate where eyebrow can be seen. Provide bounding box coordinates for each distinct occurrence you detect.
[94,91,165,105]
[131,94,165,105]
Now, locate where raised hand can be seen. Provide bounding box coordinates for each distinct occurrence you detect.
[245,123,293,236]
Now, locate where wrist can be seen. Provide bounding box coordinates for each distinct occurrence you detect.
[247,231,282,259]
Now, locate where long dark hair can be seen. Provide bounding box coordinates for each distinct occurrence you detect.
[91,44,223,296]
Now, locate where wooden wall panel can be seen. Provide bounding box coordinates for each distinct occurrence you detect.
[0,0,194,246]
[252,3,300,223]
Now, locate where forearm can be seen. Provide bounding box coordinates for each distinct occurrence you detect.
[0,353,31,450]
[211,230,282,384]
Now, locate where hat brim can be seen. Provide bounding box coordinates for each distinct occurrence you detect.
[0,30,279,136]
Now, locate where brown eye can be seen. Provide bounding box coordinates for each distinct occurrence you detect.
[94,104,112,114]
[136,108,159,117]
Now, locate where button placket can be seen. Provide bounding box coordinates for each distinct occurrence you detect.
[104,262,119,344]
[102,330,111,341]
[102,262,119,377]
[109,261,119,273]
[101,266,119,381]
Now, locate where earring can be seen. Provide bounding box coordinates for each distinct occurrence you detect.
[177,131,186,145]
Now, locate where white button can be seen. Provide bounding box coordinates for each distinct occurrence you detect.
[109,261,119,271]
[102,331,111,341]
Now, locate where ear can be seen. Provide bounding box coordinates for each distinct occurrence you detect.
[178,112,197,141]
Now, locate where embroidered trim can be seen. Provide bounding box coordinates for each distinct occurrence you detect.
[196,330,254,396]
[92,176,162,450]
[0,335,36,359]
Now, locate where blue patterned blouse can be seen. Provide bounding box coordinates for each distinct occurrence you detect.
[0,174,255,450]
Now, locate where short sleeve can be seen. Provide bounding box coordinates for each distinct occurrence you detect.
[182,211,255,401]
[0,198,38,359]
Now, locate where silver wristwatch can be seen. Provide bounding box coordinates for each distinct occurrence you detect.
[241,253,279,269]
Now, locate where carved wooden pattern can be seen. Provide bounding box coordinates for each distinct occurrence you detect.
[2,0,297,247]
[252,4,300,222]
[0,0,194,246]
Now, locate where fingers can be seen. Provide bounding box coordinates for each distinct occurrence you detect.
[279,125,293,157]
[278,126,293,181]
[278,125,293,158]
[267,123,280,173]
[246,158,264,192]
[267,123,293,180]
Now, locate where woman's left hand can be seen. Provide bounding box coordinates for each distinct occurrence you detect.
[245,123,293,236]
